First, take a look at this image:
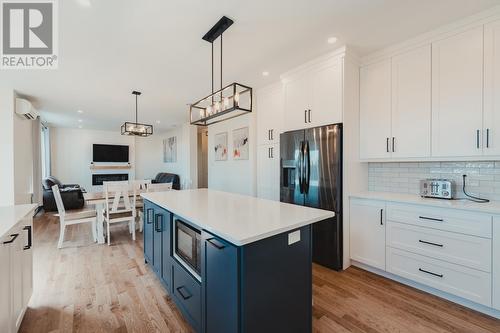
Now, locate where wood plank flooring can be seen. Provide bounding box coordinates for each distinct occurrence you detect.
[20,212,500,333]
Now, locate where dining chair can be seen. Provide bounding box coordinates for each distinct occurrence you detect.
[52,185,97,249]
[103,182,136,245]
[132,179,151,232]
[147,182,173,192]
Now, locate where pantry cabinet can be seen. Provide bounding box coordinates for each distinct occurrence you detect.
[484,20,500,156]
[431,26,484,157]
[257,144,279,201]
[359,60,392,159]
[283,57,343,131]
[349,198,386,270]
[256,85,283,145]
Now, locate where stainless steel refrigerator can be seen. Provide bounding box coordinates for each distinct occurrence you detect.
[280,124,342,270]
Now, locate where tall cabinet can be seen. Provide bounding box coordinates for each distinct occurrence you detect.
[484,20,500,156]
[256,84,283,201]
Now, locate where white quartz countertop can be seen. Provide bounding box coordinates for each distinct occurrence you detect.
[0,204,37,237]
[351,191,500,215]
[141,189,334,246]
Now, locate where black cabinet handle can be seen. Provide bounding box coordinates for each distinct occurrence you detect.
[392,137,395,152]
[308,109,311,123]
[477,129,480,149]
[207,238,226,250]
[270,147,274,159]
[268,147,271,158]
[487,128,490,148]
[146,208,154,224]
[3,233,19,244]
[418,216,443,222]
[23,226,32,250]
[386,138,389,153]
[176,286,192,300]
[268,129,271,141]
[304,110,307,123]
[271,129,274,140]
[380,209,383,225]
[419,239,444,247]
[155,214,163,232]
[419,268,443,278]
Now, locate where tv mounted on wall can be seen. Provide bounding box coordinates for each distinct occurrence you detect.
[92,144,129,163]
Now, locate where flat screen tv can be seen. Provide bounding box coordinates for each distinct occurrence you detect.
[92,144,129,163]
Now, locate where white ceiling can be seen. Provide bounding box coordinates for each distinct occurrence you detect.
[3,0,499,131]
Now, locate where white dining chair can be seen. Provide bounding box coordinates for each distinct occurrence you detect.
[147,182,173,192]
[52,185,97,249]
[103,182,136,245]
[132,179,151,232]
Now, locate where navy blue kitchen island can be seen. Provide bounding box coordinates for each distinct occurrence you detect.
[141,189,334,333]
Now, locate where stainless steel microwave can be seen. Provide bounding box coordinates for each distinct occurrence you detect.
[173,217,201,281]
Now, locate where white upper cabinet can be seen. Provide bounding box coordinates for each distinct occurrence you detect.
[283,56,344,132]
[256,85,284,146]
[431,27,484,157]
[257,144,280,201]
[484,20,500,156]
[360,60,392,159]
[284,72,311,132]
[310,59,343,127]
[391,45,431,159]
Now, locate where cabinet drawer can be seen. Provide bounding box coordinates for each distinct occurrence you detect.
[387,247,491,306]
[172,262,201,329]
[387,221,491,272]
[387,203,492,238]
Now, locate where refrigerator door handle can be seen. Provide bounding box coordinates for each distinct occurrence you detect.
[298,141,304,194]
[304,141,310,194]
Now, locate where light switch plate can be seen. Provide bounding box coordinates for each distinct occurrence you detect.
[288,230,301,245]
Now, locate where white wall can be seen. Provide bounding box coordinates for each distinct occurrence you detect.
[13,112,33,204]
[135,124,198,188]
[0,88,15,206]
[207,113,256,196]
[50,127,135,191]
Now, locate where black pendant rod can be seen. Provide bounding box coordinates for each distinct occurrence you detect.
[220,33,223,102]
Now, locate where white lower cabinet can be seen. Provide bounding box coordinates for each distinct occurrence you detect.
[386,247,491,307]
[494,218,500,311]
[0,216,33,333]
[349,198,386,270]
[350,196,499,313]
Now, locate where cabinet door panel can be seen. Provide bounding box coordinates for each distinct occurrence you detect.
[153,211,163,274]
[161,210,172,290]
[310,59,343,127]
[284,74,310,132]
[256,87,283,145]
[484,20,500,156]
[0,241,11,333]
[11,227,24,331]
[203,233,238,333]
[257,144,279,201]
[431,27,484,157]
[360,60,392,159]
[350,199,386,270]
[143,203,154,264]
[22,219,33,309]
[391,45,431,158]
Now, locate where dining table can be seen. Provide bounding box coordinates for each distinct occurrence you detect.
[83,189,146,244]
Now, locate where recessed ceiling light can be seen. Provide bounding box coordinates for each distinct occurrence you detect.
[327,37,338,44]
[262,71,269,76]
[77,110,83,114]
[78,119,83,123]
[76,0,92,7]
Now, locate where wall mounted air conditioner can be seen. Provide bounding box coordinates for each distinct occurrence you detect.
[15,98,39,120]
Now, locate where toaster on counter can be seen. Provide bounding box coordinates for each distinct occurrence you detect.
[420,179,454,199]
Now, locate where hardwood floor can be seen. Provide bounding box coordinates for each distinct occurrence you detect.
[21,212,500,333]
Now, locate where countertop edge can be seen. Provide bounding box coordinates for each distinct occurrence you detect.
[141,193,334,246]
[350,191,500,215]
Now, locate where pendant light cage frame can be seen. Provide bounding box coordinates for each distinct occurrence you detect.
[189,16,253,126]
[121,91,154,137]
